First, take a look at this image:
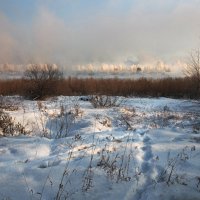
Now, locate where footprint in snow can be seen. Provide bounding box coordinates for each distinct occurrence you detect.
[143,136,151,143]
[9,148,18,154]
[38,159,61,168]
[142,146,153,161]
[141,162,152,173]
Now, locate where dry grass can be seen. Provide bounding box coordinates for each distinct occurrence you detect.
[0,77,196,99]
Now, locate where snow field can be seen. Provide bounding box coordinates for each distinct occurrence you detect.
[0,96,200,200]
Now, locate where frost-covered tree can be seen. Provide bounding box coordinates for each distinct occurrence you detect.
[185,49,200,98]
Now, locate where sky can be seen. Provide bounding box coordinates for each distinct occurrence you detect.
[0,0,200,68]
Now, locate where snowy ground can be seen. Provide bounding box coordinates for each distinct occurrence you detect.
[0,96,200,200]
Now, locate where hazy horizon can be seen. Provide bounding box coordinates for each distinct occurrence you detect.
[0,0,200,69]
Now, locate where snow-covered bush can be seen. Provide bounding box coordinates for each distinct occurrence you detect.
[0,109,29,136]
[90,95,123,108]
[0,96,19,111]
[157,146,196,186]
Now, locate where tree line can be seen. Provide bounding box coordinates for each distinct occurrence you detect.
[0,49,199,100]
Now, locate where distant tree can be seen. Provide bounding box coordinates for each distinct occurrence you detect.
[24,64,63,99]
[185,48,200,98]
[136,67,142,73]
[2,63,13,72]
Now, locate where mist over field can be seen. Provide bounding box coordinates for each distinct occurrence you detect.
[0,0,200,72]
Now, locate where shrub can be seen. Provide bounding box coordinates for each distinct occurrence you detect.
[0,109,29,136]
[0,96,19,111]
[90,95,123,108]
[24,64,63,100]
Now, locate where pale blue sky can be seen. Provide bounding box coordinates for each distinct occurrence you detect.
[0,0,183,22]
[0,0,200,65]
